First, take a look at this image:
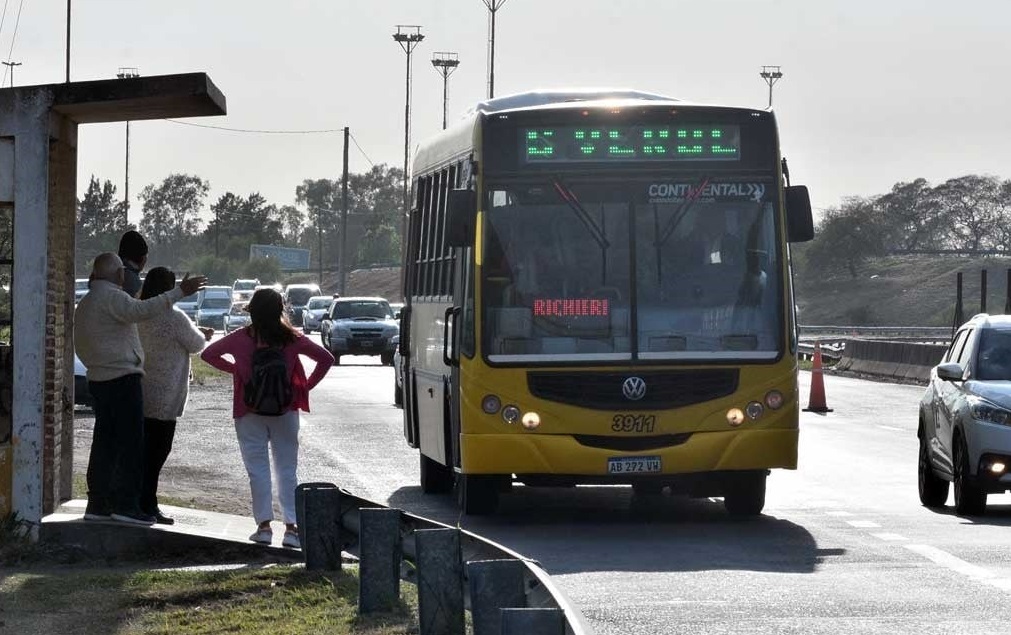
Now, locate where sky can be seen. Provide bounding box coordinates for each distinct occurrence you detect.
[5,0,1010,226]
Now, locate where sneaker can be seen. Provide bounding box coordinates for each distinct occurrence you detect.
[250,528,273,544]
[282,530,300,549]
[83,505,111,521]
[111,511,157,526]
[151,510,176,526]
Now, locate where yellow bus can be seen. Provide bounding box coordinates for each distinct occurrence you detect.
[400,89,813,515]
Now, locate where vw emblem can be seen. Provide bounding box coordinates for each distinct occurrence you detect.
[622,376,647,401]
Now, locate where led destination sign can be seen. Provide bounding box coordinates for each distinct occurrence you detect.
[522,124,741,163]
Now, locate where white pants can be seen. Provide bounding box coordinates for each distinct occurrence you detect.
[234,410,300,525]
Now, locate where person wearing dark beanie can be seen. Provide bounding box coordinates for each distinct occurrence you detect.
[118,230,149,298]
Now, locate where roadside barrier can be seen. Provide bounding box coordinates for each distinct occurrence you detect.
[834,339,947,383]
[299,484,592,635]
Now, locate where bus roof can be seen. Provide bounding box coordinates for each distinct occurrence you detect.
[467,88,679,115]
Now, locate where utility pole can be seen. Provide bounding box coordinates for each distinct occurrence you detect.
[66,0,71,82]
[759,65,783,109]
[392,25,424,261]
[480,0,508,98]
[340,127,350,295]
[2,62,21,88]
[316,208,324,287]
[431,52,460,130]
[116,67,140,226]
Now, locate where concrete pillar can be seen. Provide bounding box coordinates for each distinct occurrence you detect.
[500,608,565,635]
[358,507,402,614]
[302,484,342,571]
[467,559,526,635]
[416,528,465,635]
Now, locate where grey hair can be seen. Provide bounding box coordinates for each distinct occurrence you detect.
[92,252,123,281]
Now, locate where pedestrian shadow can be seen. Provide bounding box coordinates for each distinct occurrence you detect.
[386,484,828,576]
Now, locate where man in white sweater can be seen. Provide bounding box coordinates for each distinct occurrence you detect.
[75,252,205,526]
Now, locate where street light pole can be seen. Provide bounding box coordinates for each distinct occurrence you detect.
[117,67,140,226]
[431,52,460,130]
[392,25,424,261]
[480,0,508,98]
[759,65,783,109]
[2,62,21,88]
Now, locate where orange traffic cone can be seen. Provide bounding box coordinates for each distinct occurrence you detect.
[804,341,833,413]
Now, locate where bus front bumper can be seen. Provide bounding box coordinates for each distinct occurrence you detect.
[459,428,798,476]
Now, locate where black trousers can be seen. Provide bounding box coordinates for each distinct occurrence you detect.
[86,374,145,515]
[141,417,177,514]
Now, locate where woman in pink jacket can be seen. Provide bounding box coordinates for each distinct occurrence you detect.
[201,288,334,548]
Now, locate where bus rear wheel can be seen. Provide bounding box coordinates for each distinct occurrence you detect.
[419,453,454,494]
[457,474,499,515]
[723,471,767,517]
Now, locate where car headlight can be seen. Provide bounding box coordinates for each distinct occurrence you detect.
[968,396,1011,426]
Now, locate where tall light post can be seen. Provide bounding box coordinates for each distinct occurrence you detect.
[116,67,140,226]
[759,65,783,109]
[480,0,508,98]
[392,25,424,260]
[431,52,460,130]
[2,62,22,87]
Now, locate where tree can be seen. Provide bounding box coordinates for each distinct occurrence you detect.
[935,175,1006,253]
[875,178,946,253]
[805,197,885,278]
[76,175,132,273]
[138,174,209,246]
[277,205,305,245]
[205,192,283,259]
[348,164,403,266]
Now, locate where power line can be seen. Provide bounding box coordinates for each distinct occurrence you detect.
[164,119,346,135]
[349,132,375,167]
[1,0,25,87]
[0,0,11,47]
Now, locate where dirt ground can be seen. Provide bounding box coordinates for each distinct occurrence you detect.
[73,379,255,518]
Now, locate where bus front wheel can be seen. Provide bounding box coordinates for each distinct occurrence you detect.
[420,453,454,494]
[457,474,499,515]
[722,471,767,517]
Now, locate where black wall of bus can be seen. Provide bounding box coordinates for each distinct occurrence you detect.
[482,107,779,175]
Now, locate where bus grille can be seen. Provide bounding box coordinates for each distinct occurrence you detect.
[573,434,692,451]
[527,369,739,410]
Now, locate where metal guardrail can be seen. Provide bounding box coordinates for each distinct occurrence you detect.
[336,489,592,635]
[799,325,950,339]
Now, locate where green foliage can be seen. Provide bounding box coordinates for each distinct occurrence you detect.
[76,175,133,274]
[139,174,210,246]
[242,256,282,283]
[180,255,236,286]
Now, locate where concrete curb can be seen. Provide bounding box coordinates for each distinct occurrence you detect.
[835,338,947,383]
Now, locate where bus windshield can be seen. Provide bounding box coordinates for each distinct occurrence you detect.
[481,178,781,363]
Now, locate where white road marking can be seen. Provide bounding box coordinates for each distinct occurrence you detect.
[871,532,909,541]
[825,510,854,517]
[846,520,881,528]
[876,425,903,432]
[905,544,1011,592]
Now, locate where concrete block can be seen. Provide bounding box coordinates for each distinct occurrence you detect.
[295,481,337,552]
[416,528,465,635]
[500,608,565,635]
[468,559,526,635]
[302,484,342,571]
[358,507,402,614]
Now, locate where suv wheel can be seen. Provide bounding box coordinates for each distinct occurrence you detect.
[953,437,987,516]
[918,434,949,508]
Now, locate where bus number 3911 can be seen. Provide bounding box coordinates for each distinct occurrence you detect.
[612,414,657,433]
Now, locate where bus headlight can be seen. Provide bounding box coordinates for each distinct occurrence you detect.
[746,402,764,421]
[765,390,784,410]
[502,405,521,424]
[521,412,541,430]
[482,394,501,414]
[727,408,745,427]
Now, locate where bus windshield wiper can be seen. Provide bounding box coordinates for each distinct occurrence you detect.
[656,176,710,248]
[552,179,610,250]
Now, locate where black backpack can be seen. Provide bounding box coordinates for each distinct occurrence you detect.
[243,347,293,416]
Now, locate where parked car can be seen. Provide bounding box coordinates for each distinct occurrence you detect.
[319,296,398,366]
[302,295,333,334]
[74,352,92,407]
[223,301,251,333]
[176,292,200,321]
[284,283,321,326]
[74,278,89,304]
[232,278,259,302]
[195,286,233,330]
[392,334,403,407]
[918,313,1011,516]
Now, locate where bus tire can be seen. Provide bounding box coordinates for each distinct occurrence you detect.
[723,472,766,517]
[394,379,403,407]
[420,453,454,494]
[457,474,499,515]
[381,352,394,366]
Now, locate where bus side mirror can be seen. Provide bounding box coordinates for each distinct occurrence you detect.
[446,189,477,247]
[785,185,814,243]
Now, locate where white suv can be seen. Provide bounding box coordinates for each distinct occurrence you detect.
[919,313,1011,515]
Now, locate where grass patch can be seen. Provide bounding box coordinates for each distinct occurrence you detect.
[190,355,227,385]
[0,563,418,634]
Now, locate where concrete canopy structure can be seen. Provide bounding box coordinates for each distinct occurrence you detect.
[0,73,226,537]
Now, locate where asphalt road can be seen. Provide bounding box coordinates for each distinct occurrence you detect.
[74,350,1011,634]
